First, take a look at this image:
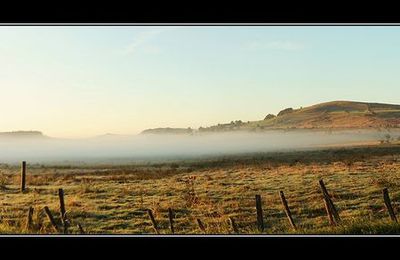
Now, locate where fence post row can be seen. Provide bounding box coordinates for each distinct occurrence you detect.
[14,161,400,234]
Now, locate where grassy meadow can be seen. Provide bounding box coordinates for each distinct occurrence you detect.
[1,144,400,235]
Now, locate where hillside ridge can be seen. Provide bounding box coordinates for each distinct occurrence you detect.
[200,100,400,132]
[143,101,400,134]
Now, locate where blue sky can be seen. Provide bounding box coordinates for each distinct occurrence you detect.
[0,26,400,137]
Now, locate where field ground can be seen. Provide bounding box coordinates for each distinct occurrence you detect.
[1,143,400,234]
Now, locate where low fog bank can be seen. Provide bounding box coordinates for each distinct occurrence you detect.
[0,129,399,164]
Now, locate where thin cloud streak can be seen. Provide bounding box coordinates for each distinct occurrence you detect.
[245,40,305,51]
[119,27,178,55]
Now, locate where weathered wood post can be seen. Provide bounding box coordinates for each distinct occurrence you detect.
[196,218,206,234]
[255,194,264,232]
[25,206,34,231]
[168,208,175,234]
[279,191,297,230]
[383,188,398,223]
[58,188,68,233]
[77,223,85,234]
[20,161,26,192]
[323,198,336,226]
[229,217,239,234]
[147,209,160,234]
[43,206,59,232]
[319,179,341,225]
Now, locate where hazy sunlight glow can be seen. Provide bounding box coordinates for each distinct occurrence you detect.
[1,26,400,137]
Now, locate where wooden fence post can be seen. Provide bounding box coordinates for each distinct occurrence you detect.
[58,188,68,233]
[229,217,239,234]
[255,194,264,232]
[168,208,175,234]
[279,191,297,230]
[196,218,206,234]
[77,223,85,234]
[43,206,59,232]
[25,206,34,231]
[323,197,336,226]
[20,161,26,192]
[383,188,398,223]
[147,209,160,234]
[319,179,341,225]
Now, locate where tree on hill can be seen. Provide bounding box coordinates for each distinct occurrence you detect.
[264,114,276,120]
[277,108,294,116]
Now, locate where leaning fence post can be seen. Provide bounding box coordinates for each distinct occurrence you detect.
[279,191,297,231]
[168,208,175,234]
[77,223,85,234]
[196,218,206,234]
[58,188,68,233]
[383,188,398,223]
[147,209,160,234]
[20,161,26,192]
[25,206,34,231]
[319,179,341,225]
[323,197,336,226]
[255,194,264,232]
[43,206,59,232]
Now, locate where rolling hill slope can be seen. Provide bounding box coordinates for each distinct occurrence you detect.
[199,101,400,132]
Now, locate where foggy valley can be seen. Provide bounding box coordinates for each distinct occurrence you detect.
[0,129,398,164]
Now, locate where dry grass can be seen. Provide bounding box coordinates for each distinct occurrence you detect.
[1,144,400,234]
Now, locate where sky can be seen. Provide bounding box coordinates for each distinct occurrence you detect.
[1,26,400,138]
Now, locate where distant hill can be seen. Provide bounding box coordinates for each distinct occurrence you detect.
[198,101,400,132]
[141,127,194,135]
[0,131,46,138]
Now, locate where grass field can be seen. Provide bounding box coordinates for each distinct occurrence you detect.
[1,144,400,235]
